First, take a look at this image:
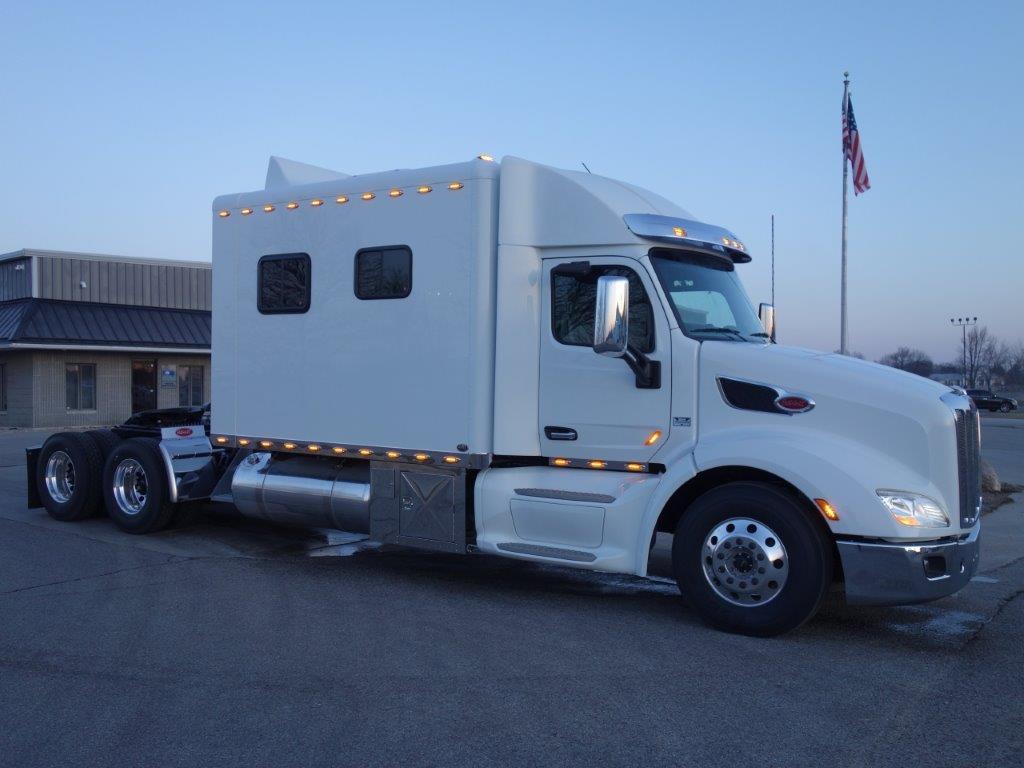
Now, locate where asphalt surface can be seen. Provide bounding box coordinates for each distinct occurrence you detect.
[1,427,1022,767]
[980,414,1024,486]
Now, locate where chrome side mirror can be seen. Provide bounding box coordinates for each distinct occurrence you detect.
[593,276,629,357]
[758,302,776,342]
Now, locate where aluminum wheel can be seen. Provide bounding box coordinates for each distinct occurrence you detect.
[44,450,76,503]
[112,458,148,516]
[702,517,789,607]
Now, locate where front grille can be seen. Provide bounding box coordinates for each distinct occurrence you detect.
[954,405,981,527]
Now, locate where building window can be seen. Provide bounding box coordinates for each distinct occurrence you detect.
[66,363,97,411]
[258,253,311,314]
[551,265,655,353]
[0,363,6,412]
[178,365,204,406]
[354,246,412,300]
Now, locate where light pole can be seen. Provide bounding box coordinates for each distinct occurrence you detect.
[950,317,977,387]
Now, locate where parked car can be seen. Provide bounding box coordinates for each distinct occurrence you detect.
[965,389,1018,412]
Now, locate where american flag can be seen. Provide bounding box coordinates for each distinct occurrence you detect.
[842,92,870,195]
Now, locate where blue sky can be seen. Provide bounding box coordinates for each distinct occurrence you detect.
[1,0,1020,361]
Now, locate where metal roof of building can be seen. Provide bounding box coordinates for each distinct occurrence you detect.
[0,298,210,350]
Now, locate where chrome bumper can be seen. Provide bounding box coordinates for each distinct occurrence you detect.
[837,523,980,606]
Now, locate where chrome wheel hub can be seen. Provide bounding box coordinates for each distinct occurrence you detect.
[702,517,789,607]
[44,451,76,503]
[112,458,148,516]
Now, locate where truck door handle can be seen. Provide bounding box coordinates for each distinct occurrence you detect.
[544,426,577,441]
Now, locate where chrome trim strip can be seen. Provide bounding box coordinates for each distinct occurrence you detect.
[514,488,616,503]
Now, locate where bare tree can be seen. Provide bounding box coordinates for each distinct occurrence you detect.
[1006,341,1024,386]
[959,326,999,388]
[879,347,934,378]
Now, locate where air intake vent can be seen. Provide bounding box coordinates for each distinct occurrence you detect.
[954,406,981,528]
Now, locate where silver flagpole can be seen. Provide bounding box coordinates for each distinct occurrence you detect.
[840,72,850,355]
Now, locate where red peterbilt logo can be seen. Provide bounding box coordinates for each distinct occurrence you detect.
[175,427,194,437]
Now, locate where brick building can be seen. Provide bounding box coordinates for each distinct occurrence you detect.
[0,249,211,428]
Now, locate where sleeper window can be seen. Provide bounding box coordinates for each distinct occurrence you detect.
[355,246,412,300]
[551,266,655,353]
[258,253,311,314]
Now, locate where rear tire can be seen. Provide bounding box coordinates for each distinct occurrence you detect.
[85,429,121,461]
[672,482,833,637]
[102,438,176,534]
[36,432,105,522]
[1000,402,1011,413]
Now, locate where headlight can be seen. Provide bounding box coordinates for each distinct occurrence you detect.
[877,491,950,528]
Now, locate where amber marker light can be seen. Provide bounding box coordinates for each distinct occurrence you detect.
[442,456,461,464]
[238,438,251,446]
[283,442,296,450]
[241,207,253,216]
[217,210,230,218]
[815,499,840,522]
[644,430,662,446]
[214,436,229,444]
[448,182,464,190]
[263,204,275,213]
[358,448,373,456]
[672,226,687,237]
[310,198,324,207]
[259,440,273,448]
[414,453,430,461]
[336,195,349,204]
[307,444,321,452]
[626,463,645,472]
[417,186,432,194]
[388,189,403,198]
[553,458,571,467]
[588,460,607,470]
[386,450,401,459]
[331,446,346,454]
[286,201,299,210]
[361,192,375,201]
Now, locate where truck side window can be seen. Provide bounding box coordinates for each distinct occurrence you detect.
[551,266,654,352]
[258,253,311,314]
[355,246,412,300]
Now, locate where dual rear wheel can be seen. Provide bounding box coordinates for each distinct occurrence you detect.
[37,433,174,534]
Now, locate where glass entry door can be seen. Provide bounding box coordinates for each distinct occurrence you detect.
[131,359,157,414]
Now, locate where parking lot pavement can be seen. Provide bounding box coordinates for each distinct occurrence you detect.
[979,415,1024,486]
[1,427,1022,768]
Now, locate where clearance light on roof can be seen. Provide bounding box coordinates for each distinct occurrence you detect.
[448,182,464,191]
[286,201,299,210]
[238,438,251,446]
[386,450,401,459]
[644,430,662,446]
[310,198,324,207]
[443,456,461,464]
[336,195,349,204]
[214,436,229,444]
[417,186,432,194]
[332,446,346,454]
[241,207,253,216]
[361,192,375,201]
[358,448,373,456]
[478,154,494,162]
[389,189,403,198]
[217,210,230,218]
[259,440,273,448]
[414,453,429,461]
[307,444,320,452]
[263,204,275,213]
[283,442,296,450]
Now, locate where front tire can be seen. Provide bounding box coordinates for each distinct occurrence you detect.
[672,482,833,637]
[1000,402,1011,413]
[102,438,176,534]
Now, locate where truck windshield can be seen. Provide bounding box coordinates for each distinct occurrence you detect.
[650,249,767,343]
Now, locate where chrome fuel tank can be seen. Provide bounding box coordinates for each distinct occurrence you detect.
[231,452,371,532]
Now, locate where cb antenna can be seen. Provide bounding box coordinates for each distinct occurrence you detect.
[580,162,592,174]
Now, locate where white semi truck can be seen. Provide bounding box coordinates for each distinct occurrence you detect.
[28,155,981,636]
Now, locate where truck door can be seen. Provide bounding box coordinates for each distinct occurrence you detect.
[539,257,672,464]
